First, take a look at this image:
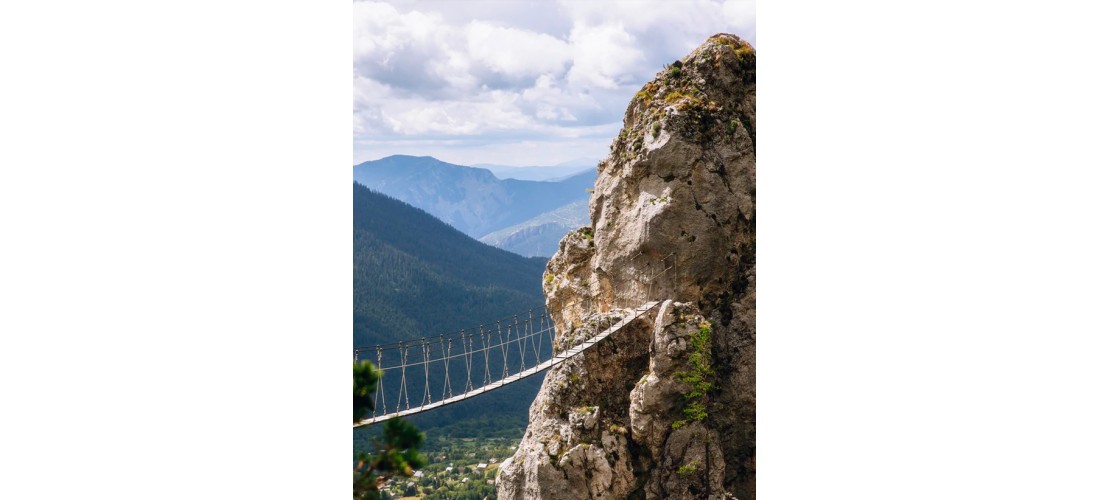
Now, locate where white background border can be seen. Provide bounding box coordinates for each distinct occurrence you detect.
[2,1,1108,498]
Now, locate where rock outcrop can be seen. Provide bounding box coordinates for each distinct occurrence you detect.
[497,34,755,499]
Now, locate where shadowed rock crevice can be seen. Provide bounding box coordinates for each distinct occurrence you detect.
[498,33,755,500]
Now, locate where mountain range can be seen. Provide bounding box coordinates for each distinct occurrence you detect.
[474,158,595,181]
[353,155,595,258]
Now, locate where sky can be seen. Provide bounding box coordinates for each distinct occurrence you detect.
[354,0,755,167]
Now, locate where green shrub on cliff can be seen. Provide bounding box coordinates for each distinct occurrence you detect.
[676,321,715,422]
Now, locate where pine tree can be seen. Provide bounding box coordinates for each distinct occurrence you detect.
[354,361,427,500]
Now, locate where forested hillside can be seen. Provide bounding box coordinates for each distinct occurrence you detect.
[354,182,547,446]
[354,183,547,347]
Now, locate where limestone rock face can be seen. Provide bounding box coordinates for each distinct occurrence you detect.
[497,34,755,499]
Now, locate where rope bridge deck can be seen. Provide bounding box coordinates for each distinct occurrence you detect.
[354,301,660,427]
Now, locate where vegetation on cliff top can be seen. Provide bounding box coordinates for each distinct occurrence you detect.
[603,34,755,171]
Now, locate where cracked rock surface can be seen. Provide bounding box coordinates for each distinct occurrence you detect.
[498,34,755,499]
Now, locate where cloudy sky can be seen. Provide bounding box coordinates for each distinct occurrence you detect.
[354,0,755,167]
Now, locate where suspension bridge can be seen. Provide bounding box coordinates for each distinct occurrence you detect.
[353,251,677,428]
[353,301,661,427]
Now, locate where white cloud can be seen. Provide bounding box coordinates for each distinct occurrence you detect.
[521,74,600,122]
[566,23,644,89]
[428,49,478,91]
[722,0,757,43]
[352,0,755,166]
[382,91,533,136]
[353,2,443,66]
[352,75,392,136]
[466,22,572,78]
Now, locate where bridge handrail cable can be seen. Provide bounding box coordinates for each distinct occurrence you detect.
[354,301,661,428]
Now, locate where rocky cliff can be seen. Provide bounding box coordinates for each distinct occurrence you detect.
[497,34,756,499]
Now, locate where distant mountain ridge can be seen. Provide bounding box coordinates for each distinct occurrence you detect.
[479,198,590,258]
[353,155,596,256]
[475,160,595,181]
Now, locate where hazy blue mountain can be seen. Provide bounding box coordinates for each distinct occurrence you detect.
[479,199,591,258]
[475,159,595,181]
[353,155,596,240]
